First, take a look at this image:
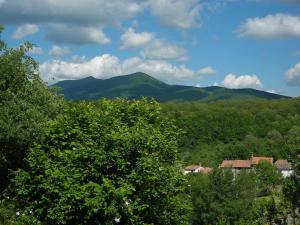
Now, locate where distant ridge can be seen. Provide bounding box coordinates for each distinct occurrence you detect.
[52,72,290,102]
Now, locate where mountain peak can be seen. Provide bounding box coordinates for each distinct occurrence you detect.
[81,76,97,80]
[52,73,290,101]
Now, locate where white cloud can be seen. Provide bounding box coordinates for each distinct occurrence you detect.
[40,54,206,84]
[48,45,71,57]
[237,14,300,39]
[197,66,216,76]
[0,0,144,26]
[0,0,201,29]
[141,39,188,61]
[148,0,201,29]
[221,73,263,89]
[71,55,87,63]
[120,28,155,49]
[120,27,189,61]
[46,24,111,45]
[0,0,6,7]
[28,46,44,55]
[286,62,300,86]
[267,90,277,94]
[12,24,39,40]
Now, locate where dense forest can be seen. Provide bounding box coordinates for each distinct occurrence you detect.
[162,99,300,166]
[1,26,300,225]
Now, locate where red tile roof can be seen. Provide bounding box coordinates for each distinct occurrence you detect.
[251,156,274,165]
[185,165,201,171]
[200,167,213,174]
[220,160,251,169]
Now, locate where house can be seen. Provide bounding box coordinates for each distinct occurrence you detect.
[184,165,213,175]
[200,167,213,174]
[251,156,274,165]
[219,160,251,173]
[184,165,202,174]
[274,160,293,177]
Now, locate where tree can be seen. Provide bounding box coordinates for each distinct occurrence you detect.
[254,161,282,194]
[0,26,63,191]
[189,169,257,225]
[283,153,300,210]
[10,99,191,225]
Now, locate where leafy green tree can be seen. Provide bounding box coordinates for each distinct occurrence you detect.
[189,169,257,225]
[0,26,63,191]
[254,161,282,194]
[10,99,190,225]
[283,154,300,210]
[0,199,41,225]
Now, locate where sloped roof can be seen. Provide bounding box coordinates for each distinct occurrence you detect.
[220,160,251,168]
[200,167,213,174]
[275,160,292,170]
[251,156,274,165]
[185,165,201,171]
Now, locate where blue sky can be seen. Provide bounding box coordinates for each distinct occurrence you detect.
[1,0,300,96]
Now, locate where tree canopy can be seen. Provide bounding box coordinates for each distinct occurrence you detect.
[0,26,63,191]
[10,99,191,225]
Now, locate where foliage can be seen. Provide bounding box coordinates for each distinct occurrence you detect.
[254,161,282,193]
[189,170,257,225]
[283,153,300,209]
[0,26,63,191]
[189,169,291,225]
[10,99,191,225]
[0,199,41,225]
[162,99,300,166]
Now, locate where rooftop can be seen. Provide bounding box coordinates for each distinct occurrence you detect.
[251,156,274,165]
[274,160,292,170]
[201,167,213,174]
[220,160,251,169]
[185,165,201,171]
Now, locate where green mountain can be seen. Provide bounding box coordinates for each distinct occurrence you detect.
[52,72,290,102]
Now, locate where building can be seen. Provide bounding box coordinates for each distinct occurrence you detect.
[184,165,202,174]
[184,165,213,175]
[274,160,293,177]
[219,160,251,173]
[251,156,274,165]
[200,167,213,174]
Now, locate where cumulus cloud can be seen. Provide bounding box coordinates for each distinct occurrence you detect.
[120,27,188,61]
[286,62,300,86]
[0,0,144,26]
[0,0,200,34]
[148,0,201,29]
[12,24,39,40]
[48,45,71,57]
[40,54,206,84]
[46,24,111,45]
[141,39,188,61]
[28,46,43,55]
[236,14,300,39]
[120,28,155,49]
[197,66,216,76]
[221,73,263,89]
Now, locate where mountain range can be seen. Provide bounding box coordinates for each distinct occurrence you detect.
[52,72,290,102]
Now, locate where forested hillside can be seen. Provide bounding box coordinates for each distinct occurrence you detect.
[163,99,300,166]
[52,73,289,102]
